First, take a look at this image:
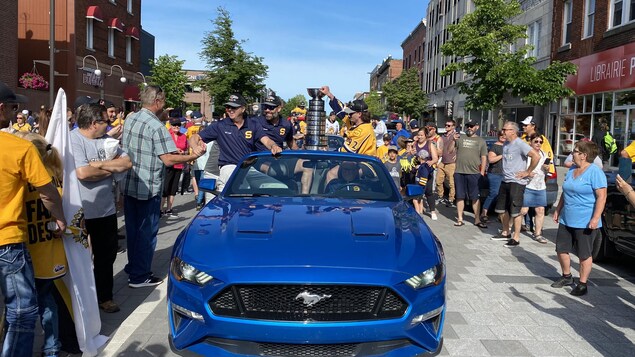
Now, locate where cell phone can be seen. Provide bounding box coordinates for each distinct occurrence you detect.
[618,157,632,181]
[544,158,551,165]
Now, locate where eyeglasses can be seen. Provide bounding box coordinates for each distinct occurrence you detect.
[466,125,476,128]
[263,105,277,111]
[572,149,585,155]
[533,140,543,144]
[225,106,239,111]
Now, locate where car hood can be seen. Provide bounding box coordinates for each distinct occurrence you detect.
[178,197,441,279]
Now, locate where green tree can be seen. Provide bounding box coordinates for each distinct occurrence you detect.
[382,68,428,118]
[365,91,385,117]
[199,7,269,115]
[441,0,576,122]
[281,94,307,119]
[148,55,188,109]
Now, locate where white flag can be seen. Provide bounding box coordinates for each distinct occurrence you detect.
[45,88,109,356]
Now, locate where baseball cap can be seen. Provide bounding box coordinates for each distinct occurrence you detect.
[388,145,399,153]
[0,81,27,104]
[73,96,97,110]
[224,93,247,108]
[342,99,369,114]
[191,111,203,119]
[263,95,281,107]
[169,117,182,126]
[102,100,116,109]
[409,119,419,129]
[465,119,478,127]
[185,110,193,117]
[521,116,535,125]
[21,109,29,115]
[382,133,392,141]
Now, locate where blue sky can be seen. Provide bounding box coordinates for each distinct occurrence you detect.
[141,0,429,102]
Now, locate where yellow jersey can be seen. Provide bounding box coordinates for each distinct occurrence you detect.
[340,122,376,156]
[0,132,52,246]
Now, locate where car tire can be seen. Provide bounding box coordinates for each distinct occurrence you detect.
[593,223,616,262]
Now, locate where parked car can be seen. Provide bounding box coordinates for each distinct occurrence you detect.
[594,170,635,261]
[168,151,446,356]
[559,132,586,155]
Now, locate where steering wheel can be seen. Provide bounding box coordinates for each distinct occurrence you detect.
[334,182,368,192]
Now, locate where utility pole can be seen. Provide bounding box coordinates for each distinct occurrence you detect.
[49,0,55,107]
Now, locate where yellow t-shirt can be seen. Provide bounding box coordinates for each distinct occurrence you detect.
[0,132,52,246]
[624,141,635,162]
[186,124,202,140]
[24,173,67,279]
[376,145,389,162]
[12,123,32,132]
[340,122,377,156]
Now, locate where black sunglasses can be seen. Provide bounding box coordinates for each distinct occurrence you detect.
[263,105,277,111]
[533,140,543,144]
[466,125,476,128]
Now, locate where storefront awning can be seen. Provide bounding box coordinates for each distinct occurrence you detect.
[123,85,140,102]
[86,6,104,22]
[125,26,140,40]
[108,18,124,32]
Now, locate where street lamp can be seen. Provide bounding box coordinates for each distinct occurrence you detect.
[79,55,101,76]
[108,65,127,83]
[133,72,147,86]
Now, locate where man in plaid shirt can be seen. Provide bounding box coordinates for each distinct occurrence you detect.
[121,85,203,288]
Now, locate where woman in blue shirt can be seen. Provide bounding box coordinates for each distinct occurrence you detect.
[551,141,607,296]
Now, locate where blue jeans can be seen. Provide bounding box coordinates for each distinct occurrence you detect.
[483,173,503,213]
[35,279,60,356]
[0,243,39,357]
[193,169,204,205]
[123,195,160,284]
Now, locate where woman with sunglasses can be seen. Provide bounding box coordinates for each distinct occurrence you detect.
[519,133,549,244]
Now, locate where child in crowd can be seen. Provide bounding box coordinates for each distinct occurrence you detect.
[414,149,438,220]
[376,133,392,162]
[383,145,401,188]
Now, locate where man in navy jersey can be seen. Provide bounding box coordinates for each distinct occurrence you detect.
[189,93,282,191]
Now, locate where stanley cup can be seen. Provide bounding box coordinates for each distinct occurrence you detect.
[305,88,328,150]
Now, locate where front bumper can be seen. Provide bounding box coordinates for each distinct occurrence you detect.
[167,276,445,356]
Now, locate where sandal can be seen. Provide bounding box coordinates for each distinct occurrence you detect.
[454,221,464,226]
[476,222,488,229]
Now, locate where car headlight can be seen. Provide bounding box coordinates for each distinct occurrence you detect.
[405,263,445,289]
[171,257,213,286]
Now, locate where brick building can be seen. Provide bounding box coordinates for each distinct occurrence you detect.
[552,0,635,165]
[16,0,144,112]
[401,19,427,91]
[369,56,403,112]
[0,0,19,89]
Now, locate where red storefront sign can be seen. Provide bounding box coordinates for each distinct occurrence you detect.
[566,42,635,95]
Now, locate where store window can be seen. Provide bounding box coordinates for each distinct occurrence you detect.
[558,94,612,158]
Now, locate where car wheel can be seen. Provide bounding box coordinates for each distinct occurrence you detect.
[593,223,616,262]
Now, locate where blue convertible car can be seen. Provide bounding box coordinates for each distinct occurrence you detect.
[168,151,446,356]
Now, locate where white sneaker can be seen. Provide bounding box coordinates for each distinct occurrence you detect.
[431,212,438,221]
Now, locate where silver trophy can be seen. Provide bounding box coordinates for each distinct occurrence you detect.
[305,88,328,150]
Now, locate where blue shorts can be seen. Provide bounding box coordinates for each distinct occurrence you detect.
[523,188,547,207]
[453,173,481,201]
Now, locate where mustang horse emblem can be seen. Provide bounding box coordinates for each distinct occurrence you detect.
[295,291,332,307]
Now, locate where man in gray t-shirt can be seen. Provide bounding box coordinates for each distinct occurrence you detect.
[454,120,487,227]
[492,121,540,247]
[70,104,132,313]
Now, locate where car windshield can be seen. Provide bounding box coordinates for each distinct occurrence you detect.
[224,154,400,201]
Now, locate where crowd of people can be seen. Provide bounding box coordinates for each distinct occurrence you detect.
[0,79,631,356]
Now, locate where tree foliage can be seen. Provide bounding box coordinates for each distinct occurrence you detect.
[382,68,428,118]
[281,94,307,118]
[199,7,268,115]
[148,55,188,109]
[441,0,576,112]
[365,91,384,117]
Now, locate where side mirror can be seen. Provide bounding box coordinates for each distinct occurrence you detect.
[405,184,424,198]
[198,178,217,193]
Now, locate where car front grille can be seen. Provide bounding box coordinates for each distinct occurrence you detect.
[209,284,408,321]
[260,342,358,357]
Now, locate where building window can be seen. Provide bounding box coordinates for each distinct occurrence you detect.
[526,21,541,58]
[611,0,635,27]
[126,37,132,63]
[584,0,595,38]
[86,19,94,50]
[108,29,115,57]
[563,1,573,45]
[127,0,133,14]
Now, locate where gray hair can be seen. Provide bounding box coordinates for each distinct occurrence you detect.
[140,85,165,106]
[76,104,107,129]
[504,121,519,133]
